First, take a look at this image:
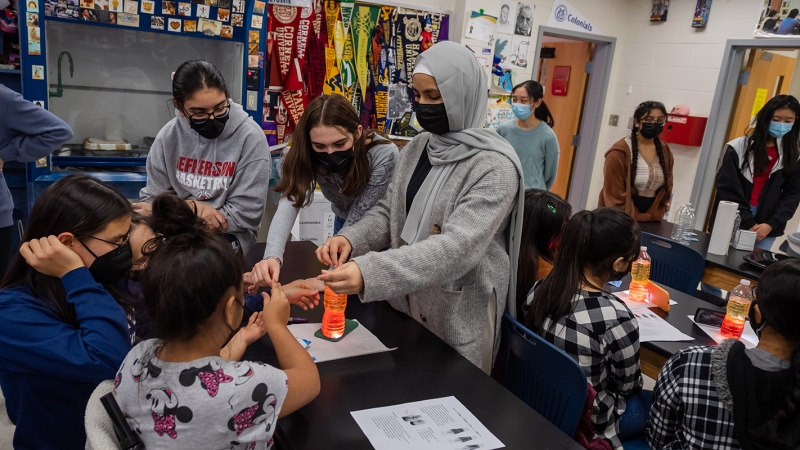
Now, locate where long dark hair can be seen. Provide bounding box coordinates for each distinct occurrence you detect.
[516,189,571,316]
[0,174,133,327]
[276,94,383,207]
[744,94,800,176]
[140,194,243,343]
[171,60,230,110]
[525,208,640,331]
[630,100,670,207]
[751,259,800,445]
[512,80,554,127]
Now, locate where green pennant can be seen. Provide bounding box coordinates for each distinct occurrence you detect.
[352,5,379,99]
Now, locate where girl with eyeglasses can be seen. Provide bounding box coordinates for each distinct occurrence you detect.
[714,94,800,251]
[599,101,674,222]
[134,60,271,255]
[0,174,134,450]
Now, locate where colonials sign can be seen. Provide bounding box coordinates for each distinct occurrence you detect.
[547,0,602,35]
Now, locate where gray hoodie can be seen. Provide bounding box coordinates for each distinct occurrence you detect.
[139,101,270,252]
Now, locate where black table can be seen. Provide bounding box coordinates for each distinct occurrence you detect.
[244,241,583,450]
[608,278,720,379]
[639,221,764,291]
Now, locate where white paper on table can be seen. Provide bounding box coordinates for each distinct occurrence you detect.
[615,290,677,311]
[687,316,759,348]
[351,396,504,450]
[629,309,694,342]
[287,320,395,363]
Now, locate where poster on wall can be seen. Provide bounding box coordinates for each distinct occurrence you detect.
[486,95,513,129]
[465,10,497,41]
[650,0,669,22]
[510,34,529,69]
[496,1,516,35]
[692,0,711,28]
[514,3,533,37]
[467,44,493,74]
[492,33,512,92]
[754,0,800,36]
[552,65,570,96]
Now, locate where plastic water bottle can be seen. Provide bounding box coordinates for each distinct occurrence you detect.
[321,286,348,339]
[683,206,696,240]
[730,211,741,245]
[671,204,689,241]
[720,280,753,339]
[629,246,651,302]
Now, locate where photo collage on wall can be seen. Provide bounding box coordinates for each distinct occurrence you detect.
[40,0,238,38]
[491,1,533,92]
[261,0,450,145]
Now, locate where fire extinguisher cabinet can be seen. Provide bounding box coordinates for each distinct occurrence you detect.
[661,114,708,146]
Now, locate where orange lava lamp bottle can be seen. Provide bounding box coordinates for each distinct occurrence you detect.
[629,246,651,302]
[720,279,753,339]
[321,286,348,339]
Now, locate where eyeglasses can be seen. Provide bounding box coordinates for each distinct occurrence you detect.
[77,232,130,258]
[181,103,230,124]
[641,116,667,125]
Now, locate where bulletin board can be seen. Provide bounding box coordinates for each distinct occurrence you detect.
[261,0,451,146]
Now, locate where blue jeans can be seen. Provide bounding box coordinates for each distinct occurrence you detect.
[618,390,652,441]
[333,215,346,235]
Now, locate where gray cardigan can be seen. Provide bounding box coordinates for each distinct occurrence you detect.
[339,133,518,367]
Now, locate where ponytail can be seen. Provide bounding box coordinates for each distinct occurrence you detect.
[524,208,640,331]
[141,193,209,258]
[512,80,554,127]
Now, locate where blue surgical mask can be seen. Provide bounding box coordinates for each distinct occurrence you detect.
[768,121,793,138]
[512,103,533,120]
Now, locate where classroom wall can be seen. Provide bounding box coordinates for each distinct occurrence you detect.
[450,0,766,221]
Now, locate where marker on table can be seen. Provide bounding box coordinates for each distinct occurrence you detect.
[288,317,308,324]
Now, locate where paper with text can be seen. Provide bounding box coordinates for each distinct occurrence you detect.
[287,320,394,363]
[351,396,504,450]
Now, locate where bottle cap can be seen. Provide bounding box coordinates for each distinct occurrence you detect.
[740,279,751,286]
[641,246,647,251]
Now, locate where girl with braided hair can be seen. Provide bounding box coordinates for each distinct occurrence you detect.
[599,101,674,222]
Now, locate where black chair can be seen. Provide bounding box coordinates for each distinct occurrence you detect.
[640,232,705,295]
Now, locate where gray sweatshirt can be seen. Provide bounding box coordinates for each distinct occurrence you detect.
[263,140,398,263]
[139,102,270,252]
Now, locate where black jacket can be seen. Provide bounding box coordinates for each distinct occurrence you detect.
[714,143,800,237]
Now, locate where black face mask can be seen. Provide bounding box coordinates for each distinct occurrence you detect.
[747,301,767,338]
[639,122,663,139]
[608,261,632,282]
[415,102,450,135]
[83,242,133,285]
[190,114,229,140]
[312,149,354,173]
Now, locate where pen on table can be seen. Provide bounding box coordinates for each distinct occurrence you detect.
[288,317,308,324]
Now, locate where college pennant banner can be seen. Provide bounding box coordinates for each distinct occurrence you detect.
[296,5,314,61]
[340,0,355,38]
[340,32,358,102]
[372,6,394,134]
[323,46,344,95]
[269,4,302,83]
[353,5,380,99]
[324,0,339,47]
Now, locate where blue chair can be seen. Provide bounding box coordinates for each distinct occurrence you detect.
[640,232,705,295]
[500,312,587,437]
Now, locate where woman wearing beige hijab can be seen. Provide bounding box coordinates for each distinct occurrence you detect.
[317,41,524,372]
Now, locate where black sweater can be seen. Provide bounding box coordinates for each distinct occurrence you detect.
[714,145,800,237]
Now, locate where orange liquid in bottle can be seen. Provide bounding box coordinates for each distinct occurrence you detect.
[719,296,751,339]
[321,286,347,339]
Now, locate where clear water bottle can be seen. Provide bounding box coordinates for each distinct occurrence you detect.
[671,203,694,242]
[683,206,696,240]
[720,280,753,339]
[730,211,741,245]
[629,246,651,302]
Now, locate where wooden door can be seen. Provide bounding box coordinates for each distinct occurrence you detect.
[537,41,593,198]
[703,49,797,231]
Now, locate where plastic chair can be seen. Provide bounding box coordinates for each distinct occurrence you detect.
[500,312,587,437]
[640,232,705,295]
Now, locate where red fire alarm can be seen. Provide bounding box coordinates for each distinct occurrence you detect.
[660,114,708,146]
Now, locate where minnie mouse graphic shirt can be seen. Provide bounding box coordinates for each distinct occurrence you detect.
[113,339,289,449]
